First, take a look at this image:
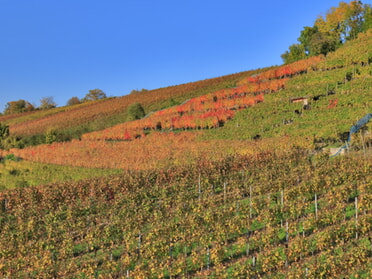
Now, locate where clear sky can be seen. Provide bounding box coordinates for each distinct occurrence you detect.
[0,0,354,112]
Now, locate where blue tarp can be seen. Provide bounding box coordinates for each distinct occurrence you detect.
[332,113,372,156]
[348,113,372,141]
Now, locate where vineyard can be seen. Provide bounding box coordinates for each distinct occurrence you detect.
[0,149,371,278]
[0,17,372,279]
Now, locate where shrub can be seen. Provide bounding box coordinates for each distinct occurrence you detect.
[126,102,145,121]
[4,153,21,161]
[0,123,9,139]
[45,129,58,144]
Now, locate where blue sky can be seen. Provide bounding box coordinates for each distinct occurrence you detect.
[0,0,355,112]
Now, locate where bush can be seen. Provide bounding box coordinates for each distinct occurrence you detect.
[126,102,145,121]
[4,154,21,162]
[345,71,353,81]
[1,136,25,150]
[45,129,58,144]
[0,123,9,139]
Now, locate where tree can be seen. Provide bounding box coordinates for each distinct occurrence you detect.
[126,102,145,121]
[298,26,320,55]
[344,0,365,40]
[39,96,56,110]
[130,88,148,94]
[67,97,81,106]
[315,1,366,43]
[4,100,35,115]
[309,31,337,55]
[361,3,372,31]
[83,89,107,102]
[281,1,371,63]
[281,44,307,64]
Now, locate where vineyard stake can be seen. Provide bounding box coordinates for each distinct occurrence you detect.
[249,184,252,219]
[137,232,141,257]
[198,173,201,202]
[355,196,358,239]
[281,190,284,213]
[223,181,227,203]
[315,194,318,220]
[285,221,289,243]
[207,247,210,270]
[360,132,367,159]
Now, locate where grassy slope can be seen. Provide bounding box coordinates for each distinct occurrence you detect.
[0,158,121,190]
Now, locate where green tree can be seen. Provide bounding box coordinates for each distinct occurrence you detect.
[309,31,337,55]
[282,1,371,63]
[126,102,145,121]
[39,96,57,110]
[83,89,107,102]
[361,3,372,31]
[298,26,320,55]
[281,44,307,64]
[45,129,58,144]
[4,100,35,115]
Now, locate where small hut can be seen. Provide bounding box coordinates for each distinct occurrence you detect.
[290,96,310,110]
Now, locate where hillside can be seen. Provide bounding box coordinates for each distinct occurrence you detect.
[0,68,265,148]
[0,27,371,279]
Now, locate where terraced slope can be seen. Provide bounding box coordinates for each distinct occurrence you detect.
[203,29,372,147]
[0,68,264,146]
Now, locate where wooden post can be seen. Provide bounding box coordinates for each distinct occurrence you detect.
[137,232,141,257]
[249,184,253,219]
[285,221,289,243]
[207,247,210,270]
[302,223,305,238]
[223,181,227,203]
[285,220,289,267]
[198,173,201,202]
[315,194,318,220]
[281,190,284,207]
[355,196,358,239]
[360,132,367,158]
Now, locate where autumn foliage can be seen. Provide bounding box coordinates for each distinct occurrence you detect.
[0,70,259,138]
[238,55,324,85]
